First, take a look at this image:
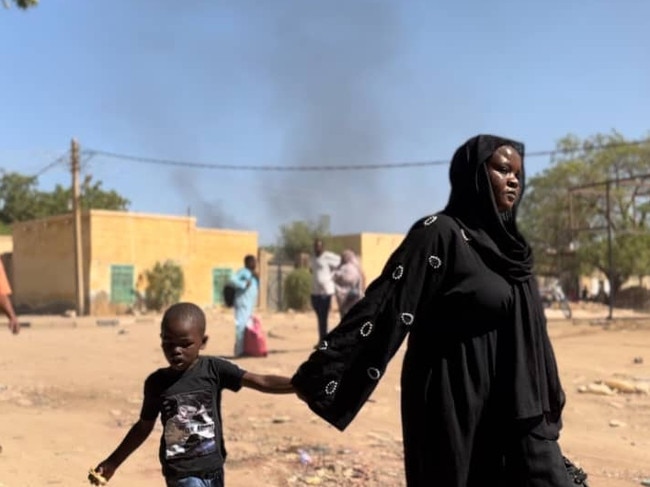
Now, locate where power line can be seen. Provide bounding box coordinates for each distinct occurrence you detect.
[79,150,96,172]
[35,152,69,176]
[16,151,91,178]
[85,149,448,171]
[0,151,69,177]
[84,139,648,173]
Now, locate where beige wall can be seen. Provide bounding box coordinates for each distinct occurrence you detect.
[89,211,257,312]
[0,235,13,254]
[359,233,404,284]
[12,213,91,310]
[330,232,404,286]
[0,235,15,290]
[13,210,257,314]
[184,226,258,307]
[327,234,361,256]
[13,210,406,314]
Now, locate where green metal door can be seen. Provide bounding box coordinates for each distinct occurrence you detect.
[111,265,135,304]
[212,268,233,305]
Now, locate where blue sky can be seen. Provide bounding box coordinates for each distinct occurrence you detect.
[1,0,648,244]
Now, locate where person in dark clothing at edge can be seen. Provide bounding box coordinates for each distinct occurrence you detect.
[291,135,589,486]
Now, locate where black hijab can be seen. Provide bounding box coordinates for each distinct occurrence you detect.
[444,135,532,281]
[443,134,565,422]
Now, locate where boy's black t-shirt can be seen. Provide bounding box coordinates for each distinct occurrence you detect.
[140,356,245,479]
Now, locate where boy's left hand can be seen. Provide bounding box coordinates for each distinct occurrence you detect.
[88,462,114,485]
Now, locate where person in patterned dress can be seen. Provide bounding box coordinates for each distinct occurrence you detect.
[291,135,588,487]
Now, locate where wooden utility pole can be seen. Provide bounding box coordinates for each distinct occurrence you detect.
[605,181,614,320]
[71,139,85,316]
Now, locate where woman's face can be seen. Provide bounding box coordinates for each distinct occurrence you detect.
[486,145,522,212]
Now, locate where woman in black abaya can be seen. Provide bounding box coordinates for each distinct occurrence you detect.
[291,135,588,486]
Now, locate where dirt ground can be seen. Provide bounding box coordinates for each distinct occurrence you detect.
[1,303,649,487]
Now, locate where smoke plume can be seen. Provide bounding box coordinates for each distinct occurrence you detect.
[240,1,403,235]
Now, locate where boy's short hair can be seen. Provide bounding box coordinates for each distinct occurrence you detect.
[161,302,206,335]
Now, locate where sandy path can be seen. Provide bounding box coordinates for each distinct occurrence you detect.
[0,307,648,486]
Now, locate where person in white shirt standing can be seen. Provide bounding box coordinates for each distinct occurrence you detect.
[310,239,341,343]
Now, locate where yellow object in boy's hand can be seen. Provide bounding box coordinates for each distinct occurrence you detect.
[88,467,108,485]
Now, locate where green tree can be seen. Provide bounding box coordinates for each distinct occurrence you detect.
[278,215,332,261]
[79,175,130,210]
[0,172,42,224]
[2,0,38,8]
[37,175,130,214]
[0,171,130,232]
[283,268,312,311]
[519,132,650,295]
[145,260,185,312]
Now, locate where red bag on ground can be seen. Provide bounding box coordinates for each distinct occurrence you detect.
[244,315,268,357]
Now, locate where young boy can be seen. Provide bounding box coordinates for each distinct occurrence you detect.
[89,302,294,487]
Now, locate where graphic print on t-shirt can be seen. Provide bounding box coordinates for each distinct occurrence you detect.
[162,390,216,459]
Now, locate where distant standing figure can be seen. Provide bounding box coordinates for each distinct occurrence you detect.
[310,239,340,342]
[333,249,365,319]
[0,260,19,334]
[230,255,259,357]
[132,273,147,314]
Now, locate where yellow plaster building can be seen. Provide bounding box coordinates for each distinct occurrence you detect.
[329,232,405,284]
[12,210,257,314]
[0,235,12,254]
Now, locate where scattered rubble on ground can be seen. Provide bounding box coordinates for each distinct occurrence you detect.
[577,374,650,395]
